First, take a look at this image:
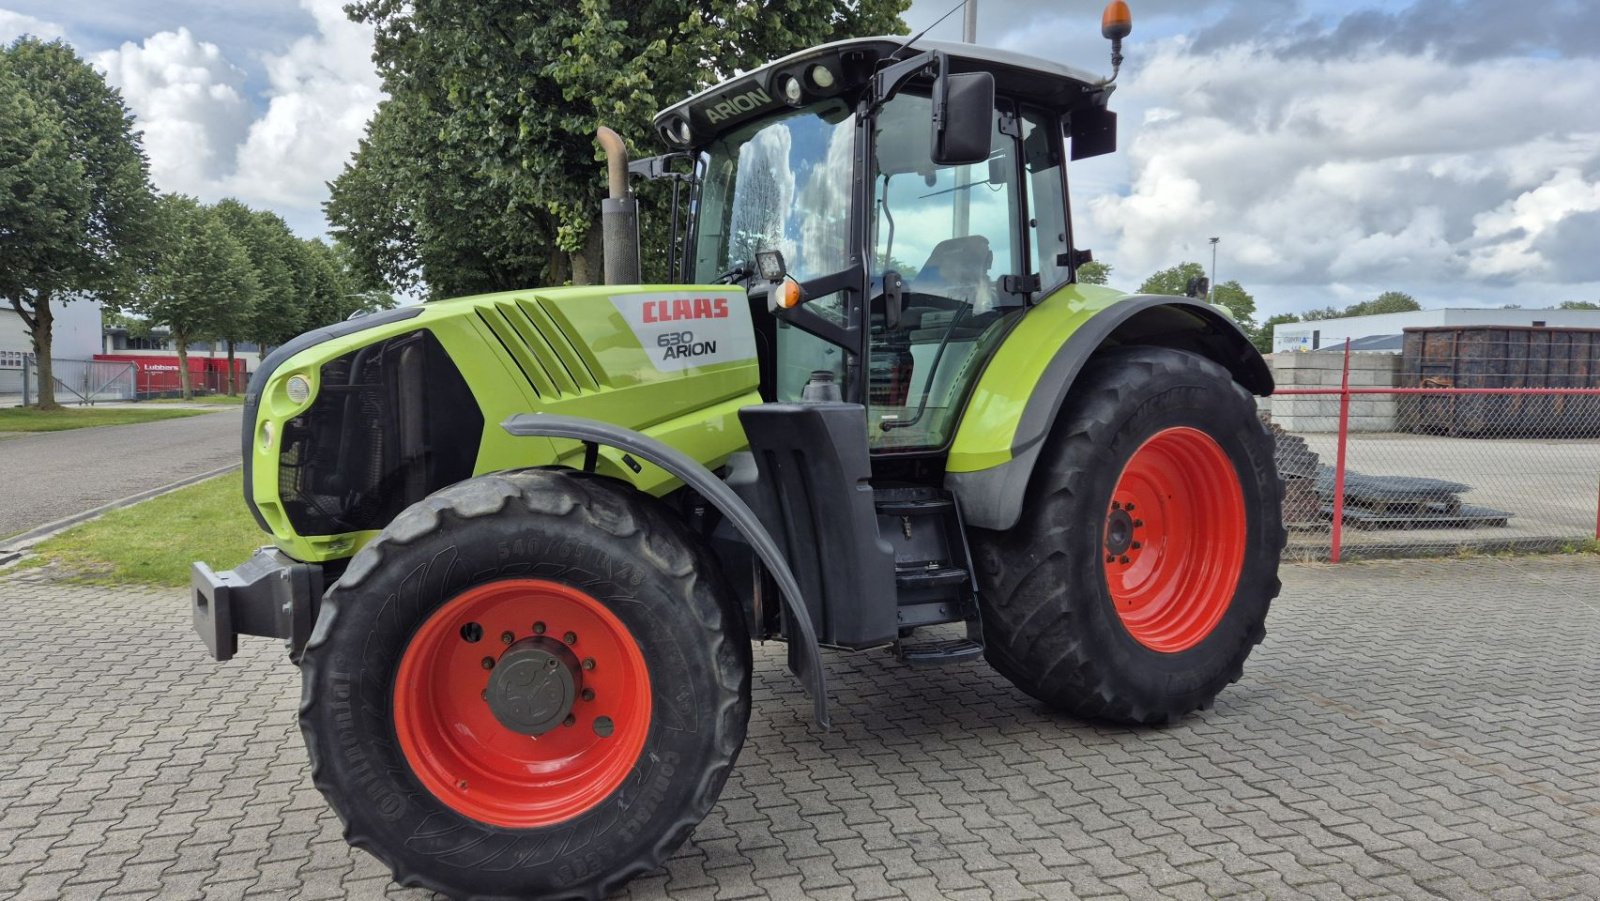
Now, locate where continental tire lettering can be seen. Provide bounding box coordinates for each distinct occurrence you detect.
[704,88,772,124]
[330,673,407,821]
[615,751,680,844]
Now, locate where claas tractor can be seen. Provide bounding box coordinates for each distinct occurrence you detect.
[192,8,1283,899]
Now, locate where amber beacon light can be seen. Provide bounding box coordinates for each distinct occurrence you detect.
[1101,0,1133,40]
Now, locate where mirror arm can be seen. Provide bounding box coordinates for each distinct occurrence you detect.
[870,49,941,112]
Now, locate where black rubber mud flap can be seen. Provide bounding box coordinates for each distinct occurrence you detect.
[502,413,830,727]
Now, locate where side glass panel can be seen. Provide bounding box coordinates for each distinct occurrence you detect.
[1023,110,1070,291]
[776,292,850,401]
[868,93,1024,450]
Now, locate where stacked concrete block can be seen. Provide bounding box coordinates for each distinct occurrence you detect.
[1269,352,1402,433]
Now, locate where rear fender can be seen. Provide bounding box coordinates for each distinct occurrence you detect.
[946,288,1272,531]
[501,413,830,727]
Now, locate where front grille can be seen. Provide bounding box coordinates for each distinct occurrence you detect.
[277,330,483,536]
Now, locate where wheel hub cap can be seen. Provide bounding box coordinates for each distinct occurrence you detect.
[486,638,580,735]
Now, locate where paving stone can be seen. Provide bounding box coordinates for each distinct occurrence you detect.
[1,556,1597,899]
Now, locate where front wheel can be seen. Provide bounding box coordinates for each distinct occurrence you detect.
[299,470,750,900]
[974,346,1285,724]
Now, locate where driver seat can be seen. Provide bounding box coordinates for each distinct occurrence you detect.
[911,235,996,312]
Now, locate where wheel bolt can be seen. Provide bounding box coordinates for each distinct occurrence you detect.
[457,779,468,790]
[501,630,515,645]
[1131,541,1142,550]
[563,714,576,727]
[1134,519,1144,528]
[481,656,495,670]
[1119,555,1130,564]
[594,716,614,738]
[1125,503,1136,512]
[533,621,546,634]
[547,658,559,670]
[1111,501,1121,510]
[460,622,483,643]
[581,657,596,671]
[1106,554,1116,563]
[581,688,596,702]
[563,631,578,645]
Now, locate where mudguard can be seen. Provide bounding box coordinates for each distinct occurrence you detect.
[502,413,830,727]
[946,290,1273,531]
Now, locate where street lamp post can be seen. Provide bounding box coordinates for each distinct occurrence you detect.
[1209,236,1220,303]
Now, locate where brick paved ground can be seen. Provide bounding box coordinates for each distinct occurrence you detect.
[2,556,1597,900]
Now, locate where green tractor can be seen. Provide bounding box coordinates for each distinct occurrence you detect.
[193,9,1282,899]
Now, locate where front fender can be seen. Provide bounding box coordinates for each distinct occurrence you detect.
[501,413,830,727]
[946,287,1272,531]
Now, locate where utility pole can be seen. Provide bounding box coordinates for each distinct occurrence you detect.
[1209,236,1220,303]
[953,0,978,239]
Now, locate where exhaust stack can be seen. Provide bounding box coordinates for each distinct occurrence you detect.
[596,126,641,285]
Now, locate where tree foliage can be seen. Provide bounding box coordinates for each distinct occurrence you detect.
[131,196,259,399]
[329,0,909,298]
[1559,300,1600,310]
[0,37,154,408]
[1138,262,1258,332]
[1075,260,1111,285]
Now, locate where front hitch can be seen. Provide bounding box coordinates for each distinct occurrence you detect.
[192,548,323,661]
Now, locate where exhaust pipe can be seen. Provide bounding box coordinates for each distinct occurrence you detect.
[596,126,641,286]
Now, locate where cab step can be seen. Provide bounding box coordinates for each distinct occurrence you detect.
[898,637,985,667]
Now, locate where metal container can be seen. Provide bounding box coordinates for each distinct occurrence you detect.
[1399,325,1600,437]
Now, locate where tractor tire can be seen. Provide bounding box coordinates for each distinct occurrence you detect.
[299,469,750,901]
[973,346,1284,725]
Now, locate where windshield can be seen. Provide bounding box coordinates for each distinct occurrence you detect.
[692,101,856,284]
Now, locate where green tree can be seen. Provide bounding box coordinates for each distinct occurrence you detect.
[213,199,309,370]
[330,0,909,297]
[0,38,155,408]
[1076,260,1112,285]
[298,238,396,328]
[1344,290,1420,317]
[1138,262,1257,331]
[1558,300,1600,310]
[1137,261,1208,298]
[1253,312,1301,354]
[134,196,259,399]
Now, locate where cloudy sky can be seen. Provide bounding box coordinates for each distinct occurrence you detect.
[3,0,1596,314]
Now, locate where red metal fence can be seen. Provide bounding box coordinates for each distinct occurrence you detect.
[1270,342,1600,561]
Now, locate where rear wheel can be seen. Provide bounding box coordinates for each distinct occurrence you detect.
[973,347,1284,724]
[300,470,750,900]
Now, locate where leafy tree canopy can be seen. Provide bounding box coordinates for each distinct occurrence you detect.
[1138,262,1257,330]
[1559,300,1600,310]
[1,37,155,407]
[1075,260,1111,285]
[329,0,909,298]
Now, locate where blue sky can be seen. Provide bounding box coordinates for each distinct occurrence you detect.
[4,0,1597,315]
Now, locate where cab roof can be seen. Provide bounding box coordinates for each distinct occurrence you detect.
[652,36,1109,150]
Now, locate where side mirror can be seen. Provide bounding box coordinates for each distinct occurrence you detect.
[931,71,994,166]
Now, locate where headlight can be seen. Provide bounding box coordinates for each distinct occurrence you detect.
[286,374,312,404]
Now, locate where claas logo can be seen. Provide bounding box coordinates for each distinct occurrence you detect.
[641,297,730,323]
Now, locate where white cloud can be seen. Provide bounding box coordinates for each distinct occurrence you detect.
[1086,38,1600,310]
[228,0,382,215]
[85,0,380,236]
[92,28,252,196]
[0,8,64,42]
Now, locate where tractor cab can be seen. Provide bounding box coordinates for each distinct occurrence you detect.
[645,37,1117,454]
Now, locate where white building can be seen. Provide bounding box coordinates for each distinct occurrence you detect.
[0,297,104,366]
[1272,307,1600,354]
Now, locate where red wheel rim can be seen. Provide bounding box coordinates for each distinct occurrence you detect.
[393,579,652,828]
[1104,427,1247,653]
